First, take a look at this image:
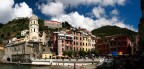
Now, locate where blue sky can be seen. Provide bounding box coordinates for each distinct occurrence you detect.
[0,0,141,32]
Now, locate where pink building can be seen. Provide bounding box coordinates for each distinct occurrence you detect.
[71,31,82,51]
[50,31,73,56]
[49,28,96,56]
[44,20,62,29]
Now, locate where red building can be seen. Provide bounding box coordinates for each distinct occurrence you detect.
[96,35,132,55]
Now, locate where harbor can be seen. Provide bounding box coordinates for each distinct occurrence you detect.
[1,58,105,66]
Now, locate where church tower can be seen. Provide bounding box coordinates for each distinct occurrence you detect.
[29,14,39,42]
[139,0,144,51]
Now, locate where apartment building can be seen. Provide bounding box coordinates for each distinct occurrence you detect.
[96,35,132,55]
[44,20,62,29]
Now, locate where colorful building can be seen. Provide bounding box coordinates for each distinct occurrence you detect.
[50,31,73,56]
[96,35,133,55]
[50,28,97,56]
[44,20,62,29]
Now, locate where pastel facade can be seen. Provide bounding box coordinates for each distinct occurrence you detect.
[87,35,96,51]
[50,28,97,56]
[50,31,73,56]
[72,31,81,51]
[44,20,62,29]
[82,36,88,51]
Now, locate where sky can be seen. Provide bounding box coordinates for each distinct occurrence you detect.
[0,0,141,32]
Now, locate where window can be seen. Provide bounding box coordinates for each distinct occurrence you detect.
[31,29,32,32]
[66,46,68,50]
[34,29,35,32]
[67,41,68,44]
[62,48,64,52]
[76,42,78,45]
[74,41,75,45]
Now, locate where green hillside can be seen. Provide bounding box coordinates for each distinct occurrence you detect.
[0,18,44,40]
[0,23,3,29]
[91,25,137,41]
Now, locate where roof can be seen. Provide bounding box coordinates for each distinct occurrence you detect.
[30,14,38,20]
[43,47,52,54]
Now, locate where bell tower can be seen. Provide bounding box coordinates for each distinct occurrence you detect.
[29,14,39,42]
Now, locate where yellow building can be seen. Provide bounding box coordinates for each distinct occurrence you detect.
[42,53,52,59]
[42,47,52,59]
[87,35,95,51]
[82,36,88,52]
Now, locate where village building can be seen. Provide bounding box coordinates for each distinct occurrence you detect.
[3,14,50,62]
[44,20,62,29]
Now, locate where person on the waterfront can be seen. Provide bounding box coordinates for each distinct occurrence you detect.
[74,63,76,69]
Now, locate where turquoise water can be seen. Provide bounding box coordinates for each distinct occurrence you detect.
[0,64,51,69]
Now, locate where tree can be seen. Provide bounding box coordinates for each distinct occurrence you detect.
[67,50,73,57]
[78,50,86,57]
[73,51,78,57]
[63,51,67,56]
[91,49,99,56]
[62,21,72,29]
[38,19,44,31]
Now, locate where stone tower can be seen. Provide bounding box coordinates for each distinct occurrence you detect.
[29,14,39,42]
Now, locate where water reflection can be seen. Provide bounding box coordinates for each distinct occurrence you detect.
[0,64,51,69]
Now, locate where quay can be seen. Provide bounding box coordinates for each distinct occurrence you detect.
[0,58,105,66]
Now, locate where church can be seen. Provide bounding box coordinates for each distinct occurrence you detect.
[3,14,50,62]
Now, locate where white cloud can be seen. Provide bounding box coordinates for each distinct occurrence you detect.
[39,2,64,17]
[13,2,33,18]
[0,0,14,23]
[111,9,119,15]
[117,0,126,5]
[102,0,126,6]
[55,0,101,7]
[0,0,33,24]
[37,0,136,31]
[51,12,137,31]
[102,0,115,6]
[54,0,125,7]
[52,12,95,31]
[92,6,105,18]
[37,0,126,16]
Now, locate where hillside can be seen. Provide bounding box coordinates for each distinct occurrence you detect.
[91,25,137,41]
[0,23,3,29]
[0,19,71,45]
[0,18,44,41]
